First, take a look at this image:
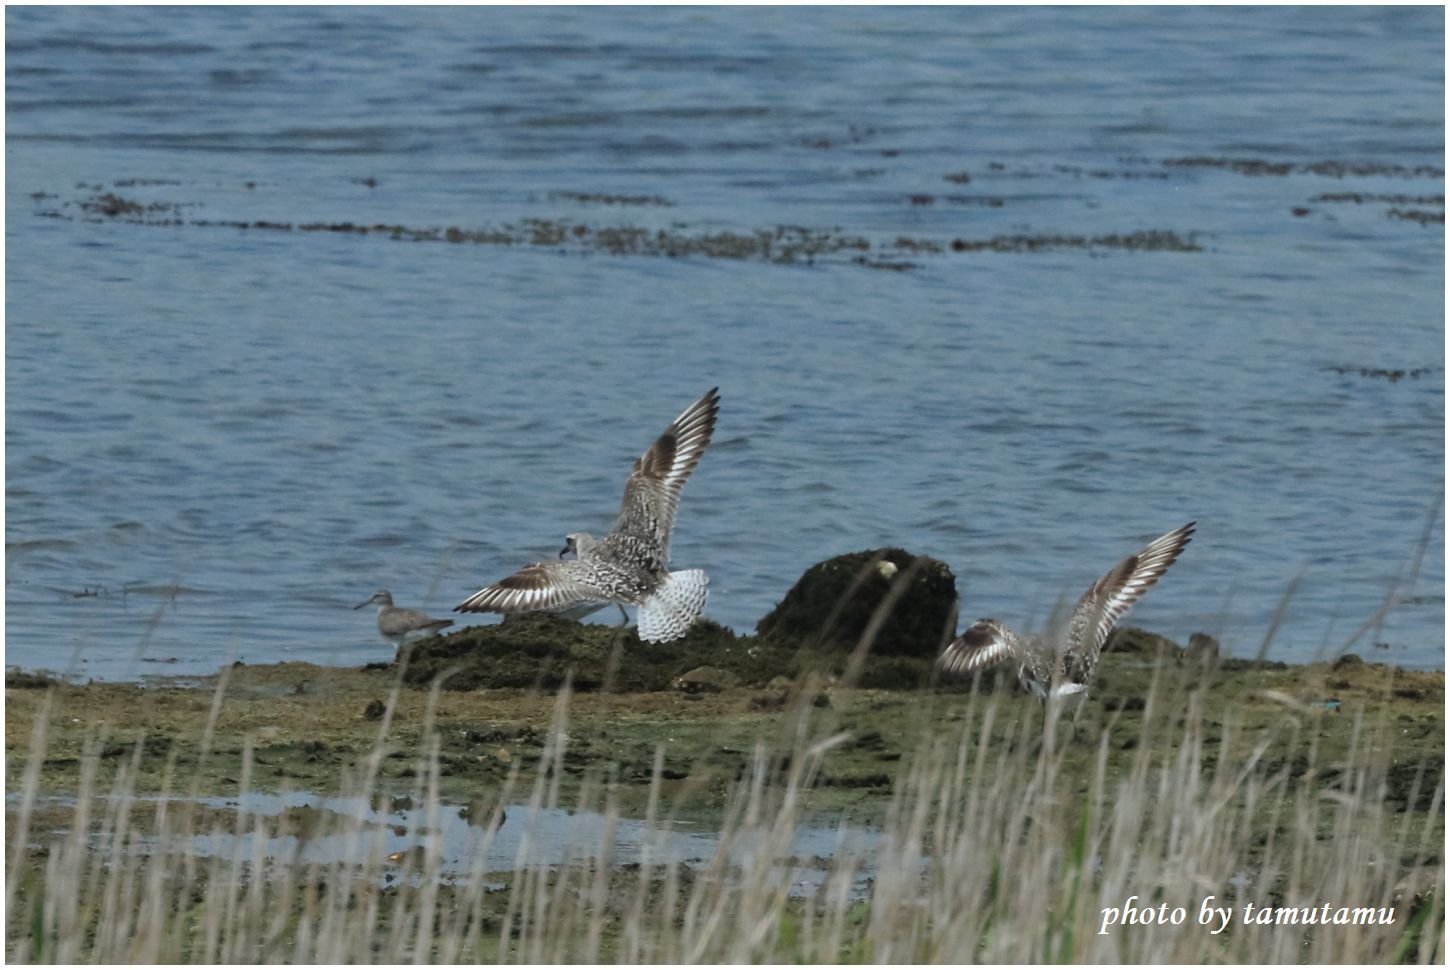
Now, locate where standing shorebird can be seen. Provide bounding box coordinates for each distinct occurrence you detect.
[354,590,454,652]
[455,387,720,643]
[937,522,1196,709]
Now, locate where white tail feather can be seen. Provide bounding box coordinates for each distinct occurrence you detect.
[637,569,709,643]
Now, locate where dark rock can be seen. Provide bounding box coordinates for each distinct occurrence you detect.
[1106,626,1183,655]
[1333,653,1365,669]
[5,670,58,689]
[854,656,934,690]
[1218,657,1289,671]
[749,692,788,711]
[818,772,891,789]
[671,666,741,693]
[362,699,386,721]
[459,802,507,828]
[756,548,957,657]
[1385,760,1441,812]
[1186,633,1220,663]
[851,730,886,750]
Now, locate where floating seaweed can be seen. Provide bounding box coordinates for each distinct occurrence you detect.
[1163,157,1444,179]
[550,191,675,207]
[948,230,1201,253]
[1325,365,1441,382]
[37,186,1210,272]
[1386,207,1444,226]
[1311,192,1444,205]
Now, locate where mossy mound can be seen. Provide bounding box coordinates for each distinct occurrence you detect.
[755,548,957,658]
[401,614,756,692]
[398,608,945,694]
[1107,626,1186,656]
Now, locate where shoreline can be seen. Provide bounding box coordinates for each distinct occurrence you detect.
[7,626,1442,818]
[8,619,1444,961]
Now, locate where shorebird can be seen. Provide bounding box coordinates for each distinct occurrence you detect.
[455,387,720,643]
[355,590,454,651]
[937,522,1196,708]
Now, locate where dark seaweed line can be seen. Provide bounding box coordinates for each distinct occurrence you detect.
[40,192,1205,270]
[1385,208,1444,226]
[1162,157,1444,179]
[1311,192,1444,205]
[1325,365,1441,382]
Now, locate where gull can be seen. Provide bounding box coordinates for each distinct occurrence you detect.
[355,590,453,652]
[455,387,720,643]
[937,522,1196,707]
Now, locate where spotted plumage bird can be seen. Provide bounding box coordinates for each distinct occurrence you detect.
[937,522,1196,701]
[455,387,720,643]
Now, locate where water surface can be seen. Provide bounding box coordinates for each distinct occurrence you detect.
[6,7,1444,678]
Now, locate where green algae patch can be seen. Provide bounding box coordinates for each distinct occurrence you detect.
[8,642,1442,835]
[399,613,759,693]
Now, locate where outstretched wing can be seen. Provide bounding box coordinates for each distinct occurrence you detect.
[1068,521,1196,662]
[613,387,720,557]
[454,559,605,614]
[936,618,1021,676]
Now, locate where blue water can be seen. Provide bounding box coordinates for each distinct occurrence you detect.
[6,6,1444,679]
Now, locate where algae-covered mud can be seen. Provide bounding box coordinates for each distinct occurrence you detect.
[6,628,1444,961]
[6,639,1443,808]
[8,631,1443,820]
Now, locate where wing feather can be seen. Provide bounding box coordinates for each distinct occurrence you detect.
[615,387,720,556]
[1070,521,1196,658]
[454,560,603,614]
[937,618,1020,676]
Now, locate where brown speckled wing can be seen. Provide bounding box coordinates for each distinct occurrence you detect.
[454,560,602,614]
[615,387,720,557]
[1070,521,1196,660]
[937,618,1020,676]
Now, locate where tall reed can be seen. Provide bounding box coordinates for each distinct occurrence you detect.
[6,651,1441,963]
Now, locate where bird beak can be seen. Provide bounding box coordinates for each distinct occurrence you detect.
[353,599,372,610]
[559,544,570,559]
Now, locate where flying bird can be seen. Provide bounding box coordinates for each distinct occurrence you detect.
[456,388,720,643]
[938,522,1196,705]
